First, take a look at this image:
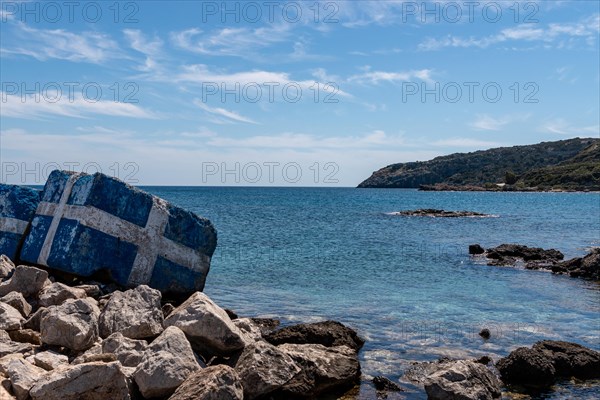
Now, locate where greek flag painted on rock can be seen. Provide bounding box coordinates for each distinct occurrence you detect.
[0,184,41,261]
[20,170,217,295]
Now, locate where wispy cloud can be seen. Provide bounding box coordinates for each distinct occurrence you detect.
[1,22,122,63]
[193,100,257,124]
[170,25,291,60]
[540,119,599,135]
[1,92,157,119]
[348,67,433,85]
[469,114,531,131]
[419,14,600,50]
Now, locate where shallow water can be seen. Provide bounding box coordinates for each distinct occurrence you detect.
[145,187,600,398]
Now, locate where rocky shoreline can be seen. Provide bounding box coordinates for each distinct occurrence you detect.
[469,243,600,280]
[418,183,600,192]
[1,254,599,399]
[0,255,366,400]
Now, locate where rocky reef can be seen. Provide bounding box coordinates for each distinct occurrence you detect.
[390,209,493,218]
[469,243,600,280]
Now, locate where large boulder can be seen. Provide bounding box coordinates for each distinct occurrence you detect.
[423,359,501,400]
[0,255,15,279]
[30,361,131,400]
[497,340,600,386]
[265,320,364,352]
[484,244,563,266]
[20,170,217,296]
[0,266,48,298]
[28,351,69,371]
[164,292,245,355]
[1,357,47,400]
[133,326,201,398]
[39,298,100,351]
[533,340,600,379]
[496,347,556,386]
[101,332,147,367]
[234,340,301,400]
[276,343,360,397]
[0,184,40,261]
[168,365,244,400]
[0,292,32,318]
[98,285,163,339]
[0,332,32,357]
[38,283,87,307]
[0,303,24,331]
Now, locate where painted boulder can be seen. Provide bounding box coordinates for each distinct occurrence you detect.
[0,184,41,261]
[20,170,217,295]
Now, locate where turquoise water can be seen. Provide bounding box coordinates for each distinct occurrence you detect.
[146,187,600,398]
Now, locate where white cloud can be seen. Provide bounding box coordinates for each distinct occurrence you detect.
[193,100,257,124]
[2,23,122,63]
[205,130,403,149]
[540,119,600,135]
[419,14,599,50]
[348,68,433,85]
[469,114,531,131]
[1,92,157,119]
[170,25,291,59]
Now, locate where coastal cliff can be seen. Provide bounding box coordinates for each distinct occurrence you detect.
[358,138,600,191]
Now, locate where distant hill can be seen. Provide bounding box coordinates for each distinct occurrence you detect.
[357,138,600,191]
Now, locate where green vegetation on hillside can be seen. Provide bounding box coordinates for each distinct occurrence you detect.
[358,138,600,191]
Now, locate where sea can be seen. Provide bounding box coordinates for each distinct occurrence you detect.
[144,187,600,399]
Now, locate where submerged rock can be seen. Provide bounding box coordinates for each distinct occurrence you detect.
[423,359,501,400]
[392,209,492,218]
[19,170,217,296]
[265,320,364,352]
[373,375,404,392]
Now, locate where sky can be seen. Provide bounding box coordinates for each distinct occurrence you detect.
[1,0,599,186]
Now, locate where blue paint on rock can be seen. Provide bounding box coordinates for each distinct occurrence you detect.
[0,183,41,260]
[150,256,208,294]
[20,170,217,295]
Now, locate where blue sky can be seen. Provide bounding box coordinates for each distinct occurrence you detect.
[1,0,599,186]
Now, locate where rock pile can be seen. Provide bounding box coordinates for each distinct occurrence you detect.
[469,244,599,280]
[0,256,362,399]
